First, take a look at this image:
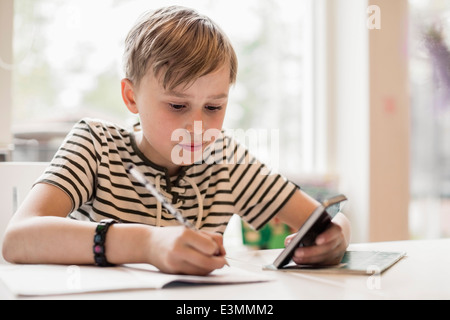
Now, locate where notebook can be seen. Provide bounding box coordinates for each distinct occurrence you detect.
[263,250,406,275]
[0,263,273,297]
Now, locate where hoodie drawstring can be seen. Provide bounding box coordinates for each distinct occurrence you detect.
[183,176,204,230]
[154,174,203,229]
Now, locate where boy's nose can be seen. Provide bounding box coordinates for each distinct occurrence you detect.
[185,120,205,135]
[185,109,204,129]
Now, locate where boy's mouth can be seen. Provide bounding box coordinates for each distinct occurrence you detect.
[179,143,204,152]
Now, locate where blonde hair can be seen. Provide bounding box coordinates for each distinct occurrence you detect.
[123,6,238,89]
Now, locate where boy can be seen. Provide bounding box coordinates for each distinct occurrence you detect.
[2,6,350,276]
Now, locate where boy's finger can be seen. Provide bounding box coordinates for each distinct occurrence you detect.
[294,235,339,259]
[176,257,224,276]
[199,231,226,256]
[186,229,222,256]
[284,233,296,246]
[210,232,227,256]
[182,247,228,274]
[315,224,342,245]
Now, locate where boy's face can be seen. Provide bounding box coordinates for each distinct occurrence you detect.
[122,65,230,175]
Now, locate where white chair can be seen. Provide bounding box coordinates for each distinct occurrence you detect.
[0,162,49,264]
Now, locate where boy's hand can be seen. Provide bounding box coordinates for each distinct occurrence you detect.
[147,226,227,276]
[285,222,348,266]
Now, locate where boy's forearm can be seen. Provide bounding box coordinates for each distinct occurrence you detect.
[2,216,151,265]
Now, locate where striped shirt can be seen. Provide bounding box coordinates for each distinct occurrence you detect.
[37,118,298,234]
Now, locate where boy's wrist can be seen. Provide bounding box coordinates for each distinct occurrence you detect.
[141,224,157,265]
[102,223,156,265]
[93,219,119,267]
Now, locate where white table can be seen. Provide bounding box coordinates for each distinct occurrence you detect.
[1,239,449,300]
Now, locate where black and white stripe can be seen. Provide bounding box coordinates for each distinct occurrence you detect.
[36,118,298,233]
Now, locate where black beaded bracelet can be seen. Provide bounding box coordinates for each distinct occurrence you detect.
[93,219,117,267]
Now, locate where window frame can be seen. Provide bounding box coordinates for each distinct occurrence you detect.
[0,0,14,161]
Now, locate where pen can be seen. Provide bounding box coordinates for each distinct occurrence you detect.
[128,164,229,265]
[128,164,196,230]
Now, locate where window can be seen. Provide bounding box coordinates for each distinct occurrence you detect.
[409,0,450,238]
[11,0,320,179]
[7,0,347,249]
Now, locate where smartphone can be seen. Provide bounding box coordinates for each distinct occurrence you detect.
[269,194,348,269]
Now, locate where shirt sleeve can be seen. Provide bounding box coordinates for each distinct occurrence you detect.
[226,136,298,230]
[35,119,103,212]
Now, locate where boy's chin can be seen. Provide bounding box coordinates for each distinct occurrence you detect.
[176,153,204,166]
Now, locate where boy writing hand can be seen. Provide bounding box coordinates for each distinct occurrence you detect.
[2,6,350,275]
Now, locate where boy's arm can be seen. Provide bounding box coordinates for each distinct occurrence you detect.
[2,183,226,275]
[276,189,351,265]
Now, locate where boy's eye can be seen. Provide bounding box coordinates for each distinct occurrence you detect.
[169,104,185,110]
[205,106,222,111]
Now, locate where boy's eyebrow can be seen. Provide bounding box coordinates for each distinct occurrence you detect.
[165,90,228,100]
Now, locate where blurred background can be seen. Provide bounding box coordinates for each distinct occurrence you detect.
[1,0,449,247]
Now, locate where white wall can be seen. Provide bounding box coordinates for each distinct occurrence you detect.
[327,0,410,242]
[327,0,370,242]
[368,0,410,241]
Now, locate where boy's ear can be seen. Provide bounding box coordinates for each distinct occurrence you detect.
[121,78,139,114]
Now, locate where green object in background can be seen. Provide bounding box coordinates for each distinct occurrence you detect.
[241,219,292,249]
[241,185,338,250]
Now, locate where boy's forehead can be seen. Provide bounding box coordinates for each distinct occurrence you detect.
[141,63,231,94]
[164,89,229,100]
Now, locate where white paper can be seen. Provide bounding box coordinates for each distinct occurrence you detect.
[0,263,272,297]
